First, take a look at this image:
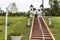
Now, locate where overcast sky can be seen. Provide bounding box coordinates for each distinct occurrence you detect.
[0,0,50,12]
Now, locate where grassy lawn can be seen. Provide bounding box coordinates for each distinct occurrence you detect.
[0,16,5,40]
[1,16,60,40]
[45,16,60,40]
[0,16,31,40]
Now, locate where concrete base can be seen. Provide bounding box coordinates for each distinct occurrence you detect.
[10,35,22,40]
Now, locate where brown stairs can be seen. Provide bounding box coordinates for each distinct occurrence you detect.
[29,17,55,40]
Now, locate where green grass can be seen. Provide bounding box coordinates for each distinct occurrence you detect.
[0,16,5,40]
[45,16,60,40]
[1,16,60,40]
[0,16,31,40]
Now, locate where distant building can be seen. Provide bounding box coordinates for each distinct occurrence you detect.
[29,5,42,17]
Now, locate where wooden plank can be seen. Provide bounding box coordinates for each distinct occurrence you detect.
[41,17,55,40]
[29,17,34,40]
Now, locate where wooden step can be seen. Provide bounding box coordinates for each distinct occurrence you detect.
[31,38,43,40]
[32,35,51,37]
[31,36,52,39]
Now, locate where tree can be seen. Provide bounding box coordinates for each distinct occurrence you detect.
[49,0,59,16]
[44,8,51,16]
[26,11,30,17]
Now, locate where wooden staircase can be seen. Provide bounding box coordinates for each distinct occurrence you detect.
[29,17,55,40]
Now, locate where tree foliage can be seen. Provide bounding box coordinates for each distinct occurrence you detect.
[46,0,60,16]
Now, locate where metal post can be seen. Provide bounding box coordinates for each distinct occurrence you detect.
[5,3,18,40]
[5,8,8,40]
[42,0,45,17]
[42,0,44,10]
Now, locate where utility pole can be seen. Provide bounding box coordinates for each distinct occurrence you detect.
[42,0,45,17]
[42,0,44,11]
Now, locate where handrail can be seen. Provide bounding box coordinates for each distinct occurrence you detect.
[29,16,34,40]
[41,17,55,40]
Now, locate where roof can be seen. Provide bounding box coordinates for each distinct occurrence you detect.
[30,4,33,7]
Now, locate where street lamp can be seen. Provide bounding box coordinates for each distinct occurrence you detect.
[10,3,18,13]
[5,3,18,40]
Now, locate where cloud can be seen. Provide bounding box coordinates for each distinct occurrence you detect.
[0,0,50,12]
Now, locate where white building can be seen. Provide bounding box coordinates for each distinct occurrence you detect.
[29,5,42,17]
[33,9,42,17]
